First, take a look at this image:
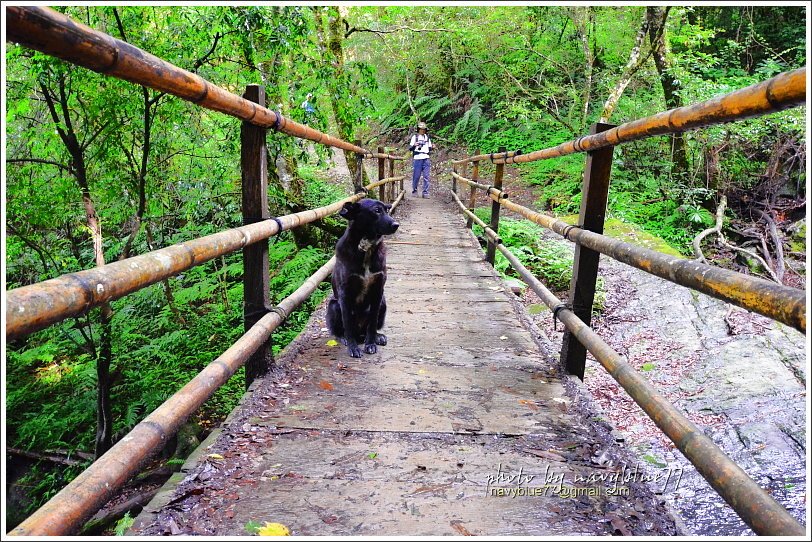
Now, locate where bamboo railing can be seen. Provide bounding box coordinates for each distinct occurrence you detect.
[448,69,807,536]
[9,182,407,537]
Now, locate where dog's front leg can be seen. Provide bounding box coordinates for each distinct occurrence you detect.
[338,295,363,358]
[363,280,385,354]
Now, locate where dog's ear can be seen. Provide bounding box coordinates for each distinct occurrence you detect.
[339,202,359,220]
[383,203,392,212]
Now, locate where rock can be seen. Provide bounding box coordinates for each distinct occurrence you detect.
[504,278,525,295]
[592,251,806,535]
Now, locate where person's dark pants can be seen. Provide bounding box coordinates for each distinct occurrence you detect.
[412,158,430,195]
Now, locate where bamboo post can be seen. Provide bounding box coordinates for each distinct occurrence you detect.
[388,156,395,201]
[486,146,506,264]
[560,122,616,380]
[466,152,480,229]
[354,138,365,196]
[241,85,273,387]
[377,146,386,202]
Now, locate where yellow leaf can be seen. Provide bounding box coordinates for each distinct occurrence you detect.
[326,339,338,347]
[257,522,290,536]
[207,453,224,460]
[418,369,427,374]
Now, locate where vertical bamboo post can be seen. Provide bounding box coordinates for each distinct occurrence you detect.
[354,138,365,196]
[377,146,386,202]
[388,156,395,201]
[466,155,480,230]
[486,147,506,264]
[241,85,272,388]
[560,122,615,380]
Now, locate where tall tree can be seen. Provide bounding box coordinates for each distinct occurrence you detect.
[647,6,689,177]
[324,6,366,191]
[599,10,651,123]
[36,65,117,458]
[570,7,596,131]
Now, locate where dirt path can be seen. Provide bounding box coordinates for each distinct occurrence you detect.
[130,195,678,536]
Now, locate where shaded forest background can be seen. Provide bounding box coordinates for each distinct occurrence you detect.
[4,5,806,523]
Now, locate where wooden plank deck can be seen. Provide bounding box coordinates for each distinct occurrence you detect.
[130,194,678,536]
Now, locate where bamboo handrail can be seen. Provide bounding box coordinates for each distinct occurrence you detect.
[450,171,507,198]
[5,6,371,155]
[452,68,805,166]
[450,192,804,535]
[365,152,406,160]
[456,184,805,333]
[451,149,523,166]
[5,177,404,341]
[9,179,408,536]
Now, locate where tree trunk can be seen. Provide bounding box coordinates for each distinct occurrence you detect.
[646,7,689,177]
[599,10,650,123]
[571,7,595,131]
[324,7,366,189]
[40,73,115,459]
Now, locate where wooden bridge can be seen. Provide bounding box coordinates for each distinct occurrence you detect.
[128,195,678,536]
[5,6,807,537]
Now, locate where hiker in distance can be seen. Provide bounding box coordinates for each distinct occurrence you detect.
[409,121,433,198]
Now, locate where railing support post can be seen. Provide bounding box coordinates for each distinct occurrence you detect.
[486,146,506,264]
[241,84,273,388]
[388,156,395,201]
[377,146,386,202]
[466,152,480,230]
[561,122,615,380]
[354,138,366,196]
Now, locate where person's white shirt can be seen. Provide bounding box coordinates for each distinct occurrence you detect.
[410,133,432,160]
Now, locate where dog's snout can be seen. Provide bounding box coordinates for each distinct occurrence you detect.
[391,222,400,232]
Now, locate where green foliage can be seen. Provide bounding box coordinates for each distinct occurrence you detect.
[471,209,574,293]
[114,513,135,536]
[16,463,87,518]
[359,5,804,256]
[244,520,262,535]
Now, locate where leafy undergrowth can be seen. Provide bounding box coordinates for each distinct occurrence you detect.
[470,207,574,293]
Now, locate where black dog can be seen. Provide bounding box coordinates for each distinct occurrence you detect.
[326,198,399,357]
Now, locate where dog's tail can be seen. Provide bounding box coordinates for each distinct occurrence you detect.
[326,298,344,338]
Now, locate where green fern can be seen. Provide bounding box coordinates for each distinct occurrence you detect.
[413,94,453,122]
[453,101,485,142]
